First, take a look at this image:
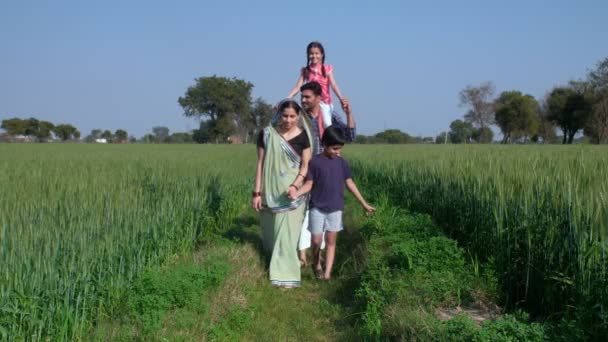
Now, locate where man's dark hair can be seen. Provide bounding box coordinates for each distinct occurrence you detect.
[322,126,346,146]
[300,81,322,96]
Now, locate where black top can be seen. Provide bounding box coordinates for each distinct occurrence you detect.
[257,129,310,156]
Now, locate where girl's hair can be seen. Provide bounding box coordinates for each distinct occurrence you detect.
[322,126,346,146]
[303,41,326,81]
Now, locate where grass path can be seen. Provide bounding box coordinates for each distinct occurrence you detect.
[92,208,364,341]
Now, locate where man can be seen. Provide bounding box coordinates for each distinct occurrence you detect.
[293,81,357,267]
[299,81,356,155]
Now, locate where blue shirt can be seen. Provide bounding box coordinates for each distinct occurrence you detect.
[306,154,353,212]
[309,113,356,156]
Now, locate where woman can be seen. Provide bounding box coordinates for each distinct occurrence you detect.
[251,99,313,288]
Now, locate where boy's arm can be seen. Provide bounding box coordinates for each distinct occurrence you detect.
[345,178,375,214]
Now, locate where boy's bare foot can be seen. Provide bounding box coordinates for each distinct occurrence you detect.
[314,267,324,280]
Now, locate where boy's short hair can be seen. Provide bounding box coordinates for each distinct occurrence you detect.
[322,126,346,146]
[300,81,322,96]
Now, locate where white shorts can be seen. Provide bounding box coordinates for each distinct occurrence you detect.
[298,209,325,250]
[308,208,343,235]
[319,101,333,129]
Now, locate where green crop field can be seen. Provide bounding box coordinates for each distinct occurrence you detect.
[1,144,606,340]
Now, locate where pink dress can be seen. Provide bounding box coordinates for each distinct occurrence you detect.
[303,64,334,105]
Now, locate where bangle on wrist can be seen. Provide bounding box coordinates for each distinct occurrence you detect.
[252,191,261,197]
[289,184,298,190]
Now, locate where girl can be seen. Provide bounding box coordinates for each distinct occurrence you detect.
[287,41,349,130]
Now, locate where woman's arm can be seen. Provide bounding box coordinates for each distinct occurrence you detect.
[287,146,311,199]
[251,146,265,211]
[345,178,375,214]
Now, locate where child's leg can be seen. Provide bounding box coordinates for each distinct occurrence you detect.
[323,210,343,279]
[319,101,333,129]
[311,233,324,273]
[308,208,326,276]
[323,231,337,279]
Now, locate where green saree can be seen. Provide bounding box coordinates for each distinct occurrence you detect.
[260,112,313,287]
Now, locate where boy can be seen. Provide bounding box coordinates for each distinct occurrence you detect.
[289,126,375,280]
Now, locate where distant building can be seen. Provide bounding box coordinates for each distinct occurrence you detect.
[95,138,108,144]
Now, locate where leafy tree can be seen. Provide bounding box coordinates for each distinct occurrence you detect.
[1,118,54,141]
[101,130,113,141]
[53,124,79,141]
[152,126,170,142]
[536,97,558,144]
[1,118,28,135]
[459,81,495,129]
[114,129,128,143]
[91,129,102,139]
[547,86,592,144]
[355,134,370,144]
[25,118,55,141]
[23,118,40,136]
[583,57,608,144]
[212,116,236,142]
[494,91,540,143]
[167,132,193,143]
[142,134,155,143]
[435,131,449,144]
[374,129,414,144]
[36,121,55,141]
[448,120,473,144]
[192,121,212,143]
[178,75,253,142]
[246,97,274,142]
[471,127,494,143]
[421,136,435,144]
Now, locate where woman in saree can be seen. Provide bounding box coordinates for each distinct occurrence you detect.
[251,99,314,288]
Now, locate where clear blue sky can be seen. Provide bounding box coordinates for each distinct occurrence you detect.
[1,0,607,138]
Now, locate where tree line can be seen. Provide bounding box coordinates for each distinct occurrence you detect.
[441,57,608,144]
[2,57,606,144]
[0,118,80,142]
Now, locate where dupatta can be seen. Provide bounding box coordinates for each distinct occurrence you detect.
[261,102,314,213]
